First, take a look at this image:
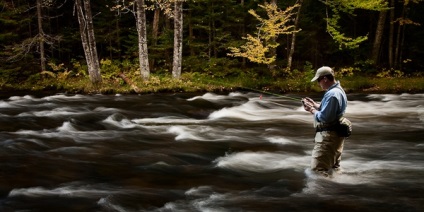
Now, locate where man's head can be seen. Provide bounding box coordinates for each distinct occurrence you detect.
[311,66,334,82]
[311,66,336,90]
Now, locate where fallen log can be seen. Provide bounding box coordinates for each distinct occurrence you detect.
[118,73,141,93]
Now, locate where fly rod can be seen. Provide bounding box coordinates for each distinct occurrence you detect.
[238,86,301,101]
[202,78,302,102]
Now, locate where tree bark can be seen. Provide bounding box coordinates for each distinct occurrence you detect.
[287,0,303,71]
[394,4,406,69]
[36,0,46,71]
[75,0,92,73]
[371,10,387,66]
[388,0,395,68]
[207,1,211,59]
[398,7,407,71]
[136,0,150,80]
[241,0,246,67]
[151,4,160,71]
[172,0,183,79]
[84,0,101,83]
[152,5,160,43]
[188,8,194,56]
[268,0,277,73]
[75,0,102,84]
[119,73,141,93]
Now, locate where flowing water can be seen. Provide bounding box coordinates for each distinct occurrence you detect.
[0,92,423,211]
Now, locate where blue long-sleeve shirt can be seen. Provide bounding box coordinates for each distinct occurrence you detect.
[314,82,347,124]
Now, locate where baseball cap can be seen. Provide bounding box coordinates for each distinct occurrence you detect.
[311,66,334,82]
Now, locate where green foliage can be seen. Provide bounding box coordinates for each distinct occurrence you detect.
[334,0,388,11]
[121,59,140,73]
[326,13,368,49]
[303,61,315,76]
[100,59,121,79]
[337,67,357,77]
[183,56,242,78]
[25,73,42,85]
[147,28,174,69]
[41,62,72,80]
[71,60,88,77]
[322,0,388,50]
[99,58,144,87]
[354,60,375,72]
[0,0,423,91]
[0,66,20,85]
[187,0,245,58]
[376,69,405,78]
[341,75,375,92]
[6,65,424,94]
[341,76,424,93]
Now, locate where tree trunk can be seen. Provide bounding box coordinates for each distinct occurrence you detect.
[394,4,406,69]
[188,8,194,56]
[388,0,395,68]
[75,0,92,74]
[172,0,183,79]
[241,0,246,67]
[398,9,407,71]
[136,0,150,80]
[116,17,121,58]
[75,0,102,84]
[268,0,277,73]
[152,5,160,43]
[36,0,46,71]
[212,13,217,58]
[151,3,160,71]
[371,10,387,66]
[119,73,141,93]
[207,1,212,59]
[287,0,303,71]
[84,0,101,83]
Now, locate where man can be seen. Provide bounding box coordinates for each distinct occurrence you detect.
[302,66,348,177]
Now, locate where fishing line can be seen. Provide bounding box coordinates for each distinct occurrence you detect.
[201,78,303,102]
[239,86,302,101]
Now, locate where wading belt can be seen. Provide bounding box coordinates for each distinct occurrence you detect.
[315,118,341,132]
[316,125,337,132]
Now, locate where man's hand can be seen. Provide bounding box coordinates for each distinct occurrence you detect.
[302,97,319,114]
[302,98,313,112]
[304,97,320,109]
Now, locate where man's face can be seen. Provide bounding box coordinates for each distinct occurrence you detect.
[317,76,325,90]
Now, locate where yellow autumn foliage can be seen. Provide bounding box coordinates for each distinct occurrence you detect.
[228,3,300,65]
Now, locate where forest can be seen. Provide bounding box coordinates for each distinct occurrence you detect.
[0,0,423,93]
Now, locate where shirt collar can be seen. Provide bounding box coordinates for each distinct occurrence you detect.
[327,81,340,91]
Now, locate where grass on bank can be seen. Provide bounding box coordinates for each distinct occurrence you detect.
[2,71,424,95]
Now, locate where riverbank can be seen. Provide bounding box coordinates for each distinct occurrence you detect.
[1,74,424,97]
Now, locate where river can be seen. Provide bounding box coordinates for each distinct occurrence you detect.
[0,92,423,211]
